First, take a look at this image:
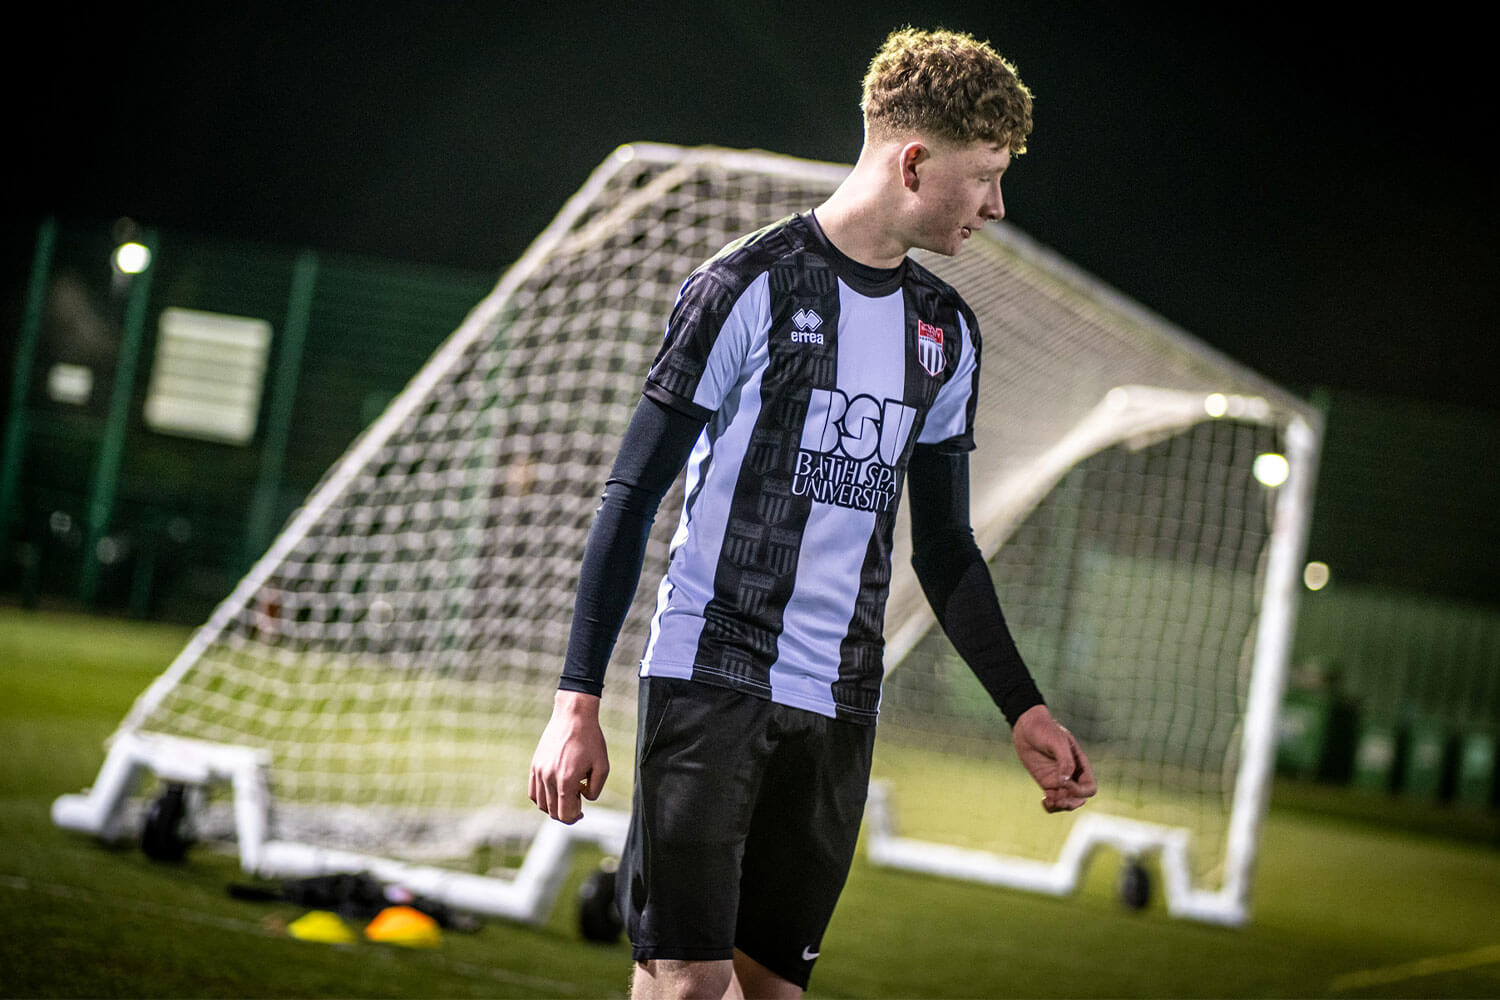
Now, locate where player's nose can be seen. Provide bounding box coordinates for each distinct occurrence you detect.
[985,183,1005,222]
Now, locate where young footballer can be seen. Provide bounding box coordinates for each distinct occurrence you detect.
[530,26,1097,998]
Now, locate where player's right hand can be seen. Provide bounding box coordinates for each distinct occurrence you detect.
[529,690,610,824]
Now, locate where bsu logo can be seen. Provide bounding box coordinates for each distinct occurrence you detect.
[793,388,916,512]
[799,388,917,465]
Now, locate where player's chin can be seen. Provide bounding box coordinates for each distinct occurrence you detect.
[913,229,969,257]
[924,235,968,258]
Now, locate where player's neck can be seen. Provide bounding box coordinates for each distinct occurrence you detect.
[814,172,912,270]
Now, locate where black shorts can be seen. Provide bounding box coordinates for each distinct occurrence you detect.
[617,676,876,990]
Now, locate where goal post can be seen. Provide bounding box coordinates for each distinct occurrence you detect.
[52,143,1320,928]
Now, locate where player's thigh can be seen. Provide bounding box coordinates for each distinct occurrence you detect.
[621,677,772,958]
[734,709,875,988]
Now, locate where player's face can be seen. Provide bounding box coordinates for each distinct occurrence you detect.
[907,141,1010,256]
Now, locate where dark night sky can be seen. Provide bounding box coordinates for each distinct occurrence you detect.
[6,2,1496,414]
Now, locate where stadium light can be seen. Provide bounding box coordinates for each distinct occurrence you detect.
[1204,393,1229,418]
[113,241,151,275]
[1253,452,1290,487]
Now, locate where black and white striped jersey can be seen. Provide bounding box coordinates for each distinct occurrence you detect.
[638,212,981,723]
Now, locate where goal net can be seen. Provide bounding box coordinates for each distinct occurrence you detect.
[54,143,1319,926]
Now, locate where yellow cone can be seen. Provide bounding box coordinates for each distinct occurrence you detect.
[287,910,357,944]
[364,905,442,948]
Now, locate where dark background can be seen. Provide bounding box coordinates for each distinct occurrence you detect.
[5,2,1494,415]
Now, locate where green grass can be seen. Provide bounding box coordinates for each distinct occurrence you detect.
[3,605,1500,997]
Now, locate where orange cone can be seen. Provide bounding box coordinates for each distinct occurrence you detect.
[364,905,442,948]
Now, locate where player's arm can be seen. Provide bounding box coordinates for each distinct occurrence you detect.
[529,394,705,823]
[906,443,1096,812]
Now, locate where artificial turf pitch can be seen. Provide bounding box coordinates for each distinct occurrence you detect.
[2,605,1498,998]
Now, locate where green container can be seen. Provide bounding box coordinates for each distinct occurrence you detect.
[1454,732,1497,809]
[1277,690,1332,780]
[1352,718,1401,793]
[1401,718,1452,802]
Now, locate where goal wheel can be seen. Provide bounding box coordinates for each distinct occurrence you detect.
[141,782,192,862]
[577,864,622,943]
[1119,857,1151,910]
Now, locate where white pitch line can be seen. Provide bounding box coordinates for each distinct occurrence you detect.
[0,872,595,996]
[1329,943,1500,992]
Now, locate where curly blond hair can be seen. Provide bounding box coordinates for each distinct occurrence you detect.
[862,27,1033,153]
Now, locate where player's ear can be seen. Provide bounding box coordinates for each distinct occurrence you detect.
[899,141,929,191]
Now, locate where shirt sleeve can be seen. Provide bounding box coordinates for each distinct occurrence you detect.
[906,442,1045,725]
[643,269,770,420]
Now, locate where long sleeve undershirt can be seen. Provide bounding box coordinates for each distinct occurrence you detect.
[905,445,1045,725]
[558,394,1045,726]
[557,394,703,698]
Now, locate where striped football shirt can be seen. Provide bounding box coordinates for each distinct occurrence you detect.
[638,212,981,723]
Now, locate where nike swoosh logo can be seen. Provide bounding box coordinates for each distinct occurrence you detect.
[802,946,820,961]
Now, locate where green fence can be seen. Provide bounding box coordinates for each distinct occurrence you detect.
[1275,392,1500,811]
[1,218,492,622]
[1281,585,1500,808]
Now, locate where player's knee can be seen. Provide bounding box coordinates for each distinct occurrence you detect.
[632,958,734,1000]
[732,950,804,999]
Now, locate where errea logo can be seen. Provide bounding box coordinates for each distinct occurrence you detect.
[791,308,824,345]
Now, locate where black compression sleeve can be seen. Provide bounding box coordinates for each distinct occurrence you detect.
[907,444,1045,726]
[557,395,706,696]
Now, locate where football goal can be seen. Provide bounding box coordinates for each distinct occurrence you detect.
[53,143,1320,928]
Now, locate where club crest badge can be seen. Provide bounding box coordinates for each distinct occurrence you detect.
[916,320,945,377]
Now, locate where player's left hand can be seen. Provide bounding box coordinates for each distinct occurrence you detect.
[1012,704,1097,813]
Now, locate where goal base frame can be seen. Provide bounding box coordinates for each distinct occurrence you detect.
[52,731,630,924]
[865,782,1248,925]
